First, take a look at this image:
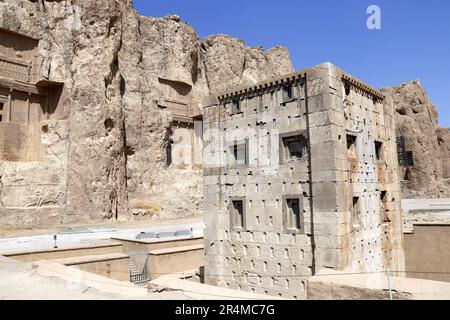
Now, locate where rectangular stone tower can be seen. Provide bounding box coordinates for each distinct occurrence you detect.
[202,62,405,299]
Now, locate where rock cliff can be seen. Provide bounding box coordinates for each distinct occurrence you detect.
[0,0,448,229]
[381,81,450,198]
[0,0,293,226]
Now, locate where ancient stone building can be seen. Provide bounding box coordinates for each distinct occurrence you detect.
[202,62,405,299]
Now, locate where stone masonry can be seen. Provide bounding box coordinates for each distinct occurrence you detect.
[202,62,405,299]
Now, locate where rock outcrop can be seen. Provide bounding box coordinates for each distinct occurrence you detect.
[0,0,293,227]
[202,34,293,93]
[1,0,447,230]
[381,81,450,198]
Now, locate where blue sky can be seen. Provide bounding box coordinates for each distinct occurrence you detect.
[134,0,450,127]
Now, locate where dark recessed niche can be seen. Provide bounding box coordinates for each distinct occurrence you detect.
[125,146,135,156]
[104,118,114,130]
[345,83,351,96]
[119,75,126,97]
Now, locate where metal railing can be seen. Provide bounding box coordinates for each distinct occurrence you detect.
[129,252,150,284]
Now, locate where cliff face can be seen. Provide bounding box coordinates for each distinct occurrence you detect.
[202,34,293,93]
[381,81,450,198]
[0,0,293,226]
[1,1,447,228]
[118,14,293,220]
[0,0,130,226]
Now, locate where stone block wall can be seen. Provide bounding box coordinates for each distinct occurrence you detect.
[203,71,312,299]
[203,62,405,299]
[305,64,405,273]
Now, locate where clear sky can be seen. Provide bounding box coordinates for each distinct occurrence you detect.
[134,0,450,128]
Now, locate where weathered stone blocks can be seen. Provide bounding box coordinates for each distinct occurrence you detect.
[204,62,404,299]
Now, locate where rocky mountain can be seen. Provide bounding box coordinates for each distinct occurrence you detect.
[0,0,293,226]
[381,81,450,198]
[0,0,448,228]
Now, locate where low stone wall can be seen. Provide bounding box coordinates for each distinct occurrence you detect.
[404,225,450,282]
[2,241,123,262]
[148,244,204,280]
[112,235,203,253]
[62,253,130,282]
[402,199,450,282]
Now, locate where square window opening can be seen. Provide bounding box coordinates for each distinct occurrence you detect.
[283,195,303,233]
[351,196,360,228]
[282,85,294,103]
[282,135,307,162]
[346,134,357,158]
[380,191,390,222]
[380,191,387,203]
[287,198,301,230]
[231,199,245,230]
[232,99,241,114]
[375,140,383,160]
[230,141,248,166]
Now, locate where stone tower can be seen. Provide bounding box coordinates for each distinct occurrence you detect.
[202,62,405,299]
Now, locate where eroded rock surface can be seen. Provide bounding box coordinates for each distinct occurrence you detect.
[1,0,448,229]
[381,81,450,198]
[202,34,293,93]
[0,0,293,226]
